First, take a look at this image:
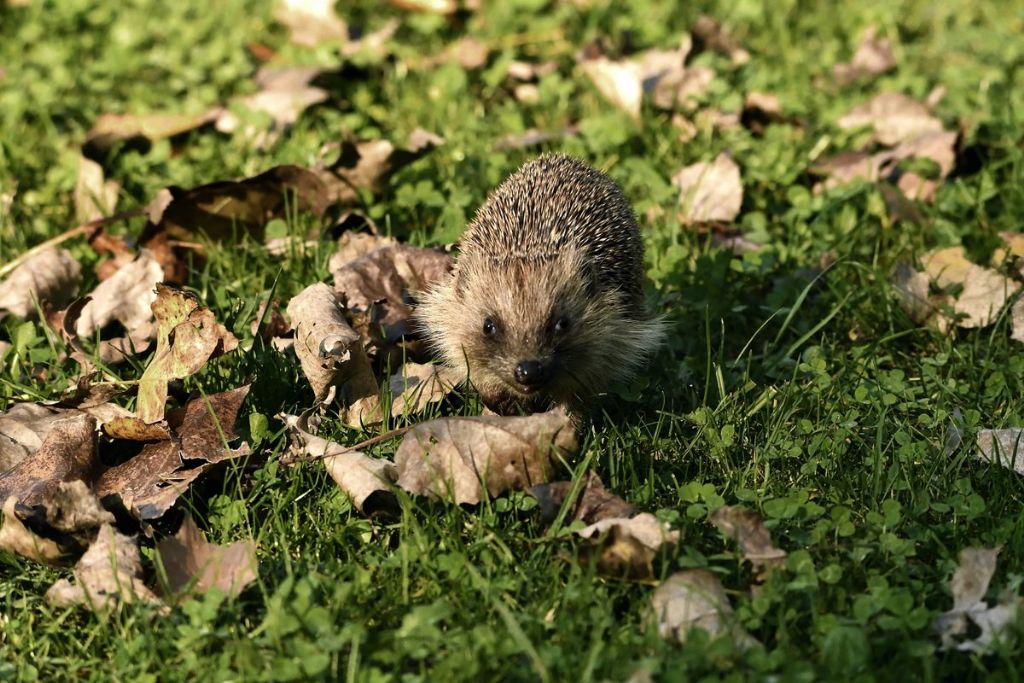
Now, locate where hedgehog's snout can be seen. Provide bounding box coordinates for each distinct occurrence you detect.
[513,359,551,389]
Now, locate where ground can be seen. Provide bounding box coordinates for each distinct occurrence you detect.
[1,0,1023,681]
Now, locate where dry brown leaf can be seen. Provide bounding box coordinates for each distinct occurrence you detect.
[672,152,743,223]
[155,514,257,600]
[528,471,636,524]
[316,129,444,205]
[450,37,489,69]
[891,131,957,200]
[691,16,750,65]
[46,524,161,612]
[216,66,327,148]
[506,60,558,82]
[280,411,397,513]
[389,0,455,13]
[388,362,460,417]
[143,165,329,252]
[74,156,120,223]
[579,56,643,120]
[833,26,896,85]
[84,110,221,158]
[576,513,679,579]
[96,386,251,522]
[975,429,1024,475]
[652,569,759,649]
[135,285,238,424]
[709,505,786,579]
[328,230,396,274]
[933,547,1023,652]
[274,0,348,47]
[0,414,100,507]
[1012,298,1024,344]
[0,248,81,320]
[73,250,163,354]
[838,92,943,145]
[287,283,380,424]
[332,244,452,359]
[921,247,1020,328]
[0,481,113,564]
[891,261,941,327]
[393,409,576,505]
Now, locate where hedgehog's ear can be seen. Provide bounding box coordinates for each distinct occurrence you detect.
[452,269,466,298]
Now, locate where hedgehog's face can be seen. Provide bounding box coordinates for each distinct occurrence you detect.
[442,252,615,413]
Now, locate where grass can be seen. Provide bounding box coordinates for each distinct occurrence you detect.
[2,0,1024,680]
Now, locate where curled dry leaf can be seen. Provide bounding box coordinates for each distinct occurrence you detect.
[83,110,221,159]
[580,56,644,121]
[135,285,238,424]
[280,411,397,514]
[709,505,786,580]
[0,414,100,507]
[529,471,636,524]
[652,569,759,649]
[0,247,81,320]
[155,514,257,600]
[328,228,396,272]
[316,129,444,205]
[838,92,943,145]
[332,244,452,359]
[73,250,163,361]
[933,547,1023,652]
[920,247,1020,329]
[672,152,743,223]
[0,480,113,564]
[74,155,120,223]
[393,409,576,505]
[275,0,348,47]
[576,513,679,579]
[975,429,1024,476]
[287,283,380,424]
[388,362,461,418]
[833,26,896,86]
[96,386,251,522]
[691,15,750,65]
[216,66,328,147]
[143,165,329,249]
[45,524,161,612]
[891,261,939,327]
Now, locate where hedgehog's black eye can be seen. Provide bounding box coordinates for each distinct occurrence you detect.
[482,318,496,337]
[554,316,571,333]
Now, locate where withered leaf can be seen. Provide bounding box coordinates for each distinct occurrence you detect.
[46,524,161,612]
[493,126,579,152]
[135,285,238,424]
[280,412,397,514]
[327,229,395,274]
[579,56,644,121]
[393,409,576,505]
[389,0,456,13]
[709,505,786,579]
[0,414,100,507]
[921,247,1020,329]
[388,362,460,418]
[274,0,348,47]
[833,26,896,86]
[143,165,329,246]
[96,386,251,521]
[933,547,1023,652]
[0,481,113,564]
[0,248,81,320]
[216,66,328,148]
[317,129,444,205]
[838,92,943,145]
[287,283,380,425]
[155,514,257,600]
[84,110,221,159]
[672,152,743,223]
[576,513,679,579]
[74,155,120,223]
[652,569,759,649]
[332,244,452,358]
[529,471,636,524]
[975,429,1024,476]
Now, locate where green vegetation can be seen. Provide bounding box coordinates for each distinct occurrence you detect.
[2,0,1023,680]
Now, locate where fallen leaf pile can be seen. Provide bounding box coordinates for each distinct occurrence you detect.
[933,547,1023,652]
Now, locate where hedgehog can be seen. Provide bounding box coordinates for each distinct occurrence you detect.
[416,154,664,414]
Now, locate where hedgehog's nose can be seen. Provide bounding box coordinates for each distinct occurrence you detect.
[514,360,549,387]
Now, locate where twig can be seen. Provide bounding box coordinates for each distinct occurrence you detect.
[0,207,147,279]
